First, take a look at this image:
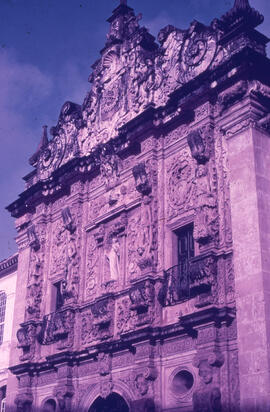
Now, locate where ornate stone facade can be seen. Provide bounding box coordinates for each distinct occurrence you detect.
[5,0,270,411]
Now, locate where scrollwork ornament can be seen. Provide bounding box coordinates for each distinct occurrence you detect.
[179,23,217,84]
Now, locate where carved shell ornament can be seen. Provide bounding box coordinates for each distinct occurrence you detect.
[179,23,217,84]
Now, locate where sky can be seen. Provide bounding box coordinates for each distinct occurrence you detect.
[0,0,269,261]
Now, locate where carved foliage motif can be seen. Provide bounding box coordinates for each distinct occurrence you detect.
[85,232,99,299]
[116,281,155,334]
[37,101,83,180]
[81,298,114,345]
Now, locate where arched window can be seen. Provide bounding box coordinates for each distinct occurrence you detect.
[0,291,7,346]
[0,386,6,412]
[0,397,5,412]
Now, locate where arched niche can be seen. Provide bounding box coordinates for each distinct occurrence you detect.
[89,392,129,412]
[41,398,57,412]
[78,382,134,412]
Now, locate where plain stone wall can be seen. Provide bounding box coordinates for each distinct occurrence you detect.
[228,126,270,411]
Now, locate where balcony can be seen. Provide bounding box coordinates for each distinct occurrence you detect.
[38,308,75,348]
[158,253,217,307]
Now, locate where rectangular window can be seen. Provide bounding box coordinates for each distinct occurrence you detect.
[52,281,64,311]
[176,224,194,299]
[0,292,6,345]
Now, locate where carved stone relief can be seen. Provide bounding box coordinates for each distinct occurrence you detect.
[193,352,224,412]
[166,149,195,220]
[50,207,80,304]
[17,324,37,362]
[81,298,114,345]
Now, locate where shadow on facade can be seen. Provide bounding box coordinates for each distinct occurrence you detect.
[5,395,156,412]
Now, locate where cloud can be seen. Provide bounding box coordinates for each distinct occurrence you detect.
[142,12,177,37]
[0,48,53,260]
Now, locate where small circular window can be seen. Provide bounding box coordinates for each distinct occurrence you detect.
[171,370,194,395]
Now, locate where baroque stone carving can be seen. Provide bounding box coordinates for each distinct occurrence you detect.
[27,225,40,251]
[16,324,36,361]
[26,249,43,319]
[98,352,112,376]
[38,309,75,349]
[14,392,33,412]
[187,127,218,245]
[81,298,114,345]
[50,209,80,304]
[36,101,83,180]
[179,21,217,84]
[167,150,195,219]
[193,352,224,412]
[158,253,217,307]
[132,162,152,196]
[54,385,74,412]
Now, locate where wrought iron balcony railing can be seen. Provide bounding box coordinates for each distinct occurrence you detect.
[158,254,217,307]
[38,308,74,346]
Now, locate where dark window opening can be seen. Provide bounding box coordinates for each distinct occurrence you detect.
[53,281,64,311]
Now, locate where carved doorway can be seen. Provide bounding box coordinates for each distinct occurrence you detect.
[88,393,129,412]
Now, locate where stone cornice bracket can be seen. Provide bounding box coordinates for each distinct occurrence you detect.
[27,225,40,251]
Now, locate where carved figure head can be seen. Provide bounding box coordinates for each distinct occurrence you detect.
[187,129,209,164]
[135,373,149,396]
[132,162,151,195]
[198,360,213,384]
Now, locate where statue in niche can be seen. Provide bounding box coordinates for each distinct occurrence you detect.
[105,235,120,282]
[193,360,222,412]
[193,353,224,412]
[62,234,79,302]
[26,253,42,317]
[193,164,216,244]
[137,195,153,268]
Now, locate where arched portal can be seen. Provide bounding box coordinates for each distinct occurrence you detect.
[88,392,129,412]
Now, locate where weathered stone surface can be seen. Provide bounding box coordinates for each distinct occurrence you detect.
[5,0,270,411]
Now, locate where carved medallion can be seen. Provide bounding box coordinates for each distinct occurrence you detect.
[38,134,65,180]
[179,24,217,84]
[167,155,194,213]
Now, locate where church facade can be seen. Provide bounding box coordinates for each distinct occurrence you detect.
[5,0,270,411]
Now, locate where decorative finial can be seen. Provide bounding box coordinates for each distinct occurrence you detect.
[41,125,48,147]
[221,0,263,29]
[233,0,250,9]
[120,0,127,5]
[29,125,49,166]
